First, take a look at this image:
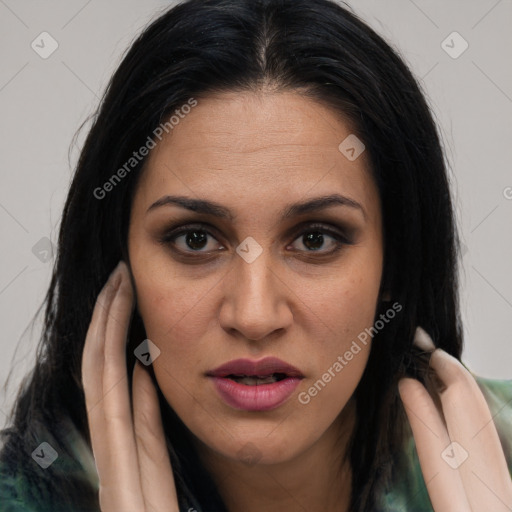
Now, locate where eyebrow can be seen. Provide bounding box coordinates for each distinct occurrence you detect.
[146,193,366,221]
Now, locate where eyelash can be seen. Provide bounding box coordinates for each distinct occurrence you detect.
[158,222,353,260]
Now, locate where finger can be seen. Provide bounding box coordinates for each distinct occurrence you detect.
[399,377,471,512]
[82,261,145,511]
[99,261,144,511]
[82,262,123,413]
[430,348,512,511]
[82,262,126,462]
[133,362,180,512]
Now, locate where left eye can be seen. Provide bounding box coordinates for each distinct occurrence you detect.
[289,229,346,253]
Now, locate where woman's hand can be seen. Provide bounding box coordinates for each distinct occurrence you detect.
[82,261,179,512]
[399,327,512,511]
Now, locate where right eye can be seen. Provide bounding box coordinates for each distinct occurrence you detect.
[159,224,226,256]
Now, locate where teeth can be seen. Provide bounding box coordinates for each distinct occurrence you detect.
[230,374,280,385]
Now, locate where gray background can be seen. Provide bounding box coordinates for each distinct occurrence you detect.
[1,0,511,428]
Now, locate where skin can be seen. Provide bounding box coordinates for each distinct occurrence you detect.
[81,92,512,512]
[400,329,512,511]
[127,91,381,511]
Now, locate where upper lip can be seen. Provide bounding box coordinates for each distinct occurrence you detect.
[206,357,304,378]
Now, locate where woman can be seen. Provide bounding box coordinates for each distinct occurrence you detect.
[1,0,511,510]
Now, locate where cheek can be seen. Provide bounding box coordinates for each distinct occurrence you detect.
[293,251,382,408]
[131,261,229,390]
[298,259,382,346]
[295,273,377,425]
[129,230,222,342]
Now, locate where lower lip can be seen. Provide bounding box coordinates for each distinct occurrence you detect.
[208,376,302,411]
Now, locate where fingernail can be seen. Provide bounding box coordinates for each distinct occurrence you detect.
[413,326,436,352]
[398,377,413,394]
[109,261,125,290]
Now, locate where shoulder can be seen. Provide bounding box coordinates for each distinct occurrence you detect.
[0,416,99,512]
[0,437,51,511]
[473,375,512,474]
[0,457,28,511]
[473,374,512,408]
[375,373,512,511]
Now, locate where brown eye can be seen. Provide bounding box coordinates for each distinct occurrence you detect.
[158,221,353,261]
[300,231,331,251]
[161,227,224,254]
[288,223,352,255]
[181,230,209,251]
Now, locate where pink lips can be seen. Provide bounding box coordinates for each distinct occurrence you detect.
[206,357,304,411]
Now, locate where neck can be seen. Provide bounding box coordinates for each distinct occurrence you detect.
[194,398,356,512]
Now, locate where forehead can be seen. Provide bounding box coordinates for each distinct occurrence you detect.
[134,91,378,220]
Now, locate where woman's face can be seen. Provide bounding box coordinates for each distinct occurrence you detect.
[128,90,383,465]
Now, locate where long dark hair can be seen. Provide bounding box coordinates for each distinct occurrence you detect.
[0,0,463,510]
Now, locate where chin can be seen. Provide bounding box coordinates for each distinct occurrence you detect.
[190,418,313,467]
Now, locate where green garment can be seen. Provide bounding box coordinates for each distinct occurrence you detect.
[1,375,511,511]
[378,375,512,511]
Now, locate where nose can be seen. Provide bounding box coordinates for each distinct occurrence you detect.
[218,247,293,342]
